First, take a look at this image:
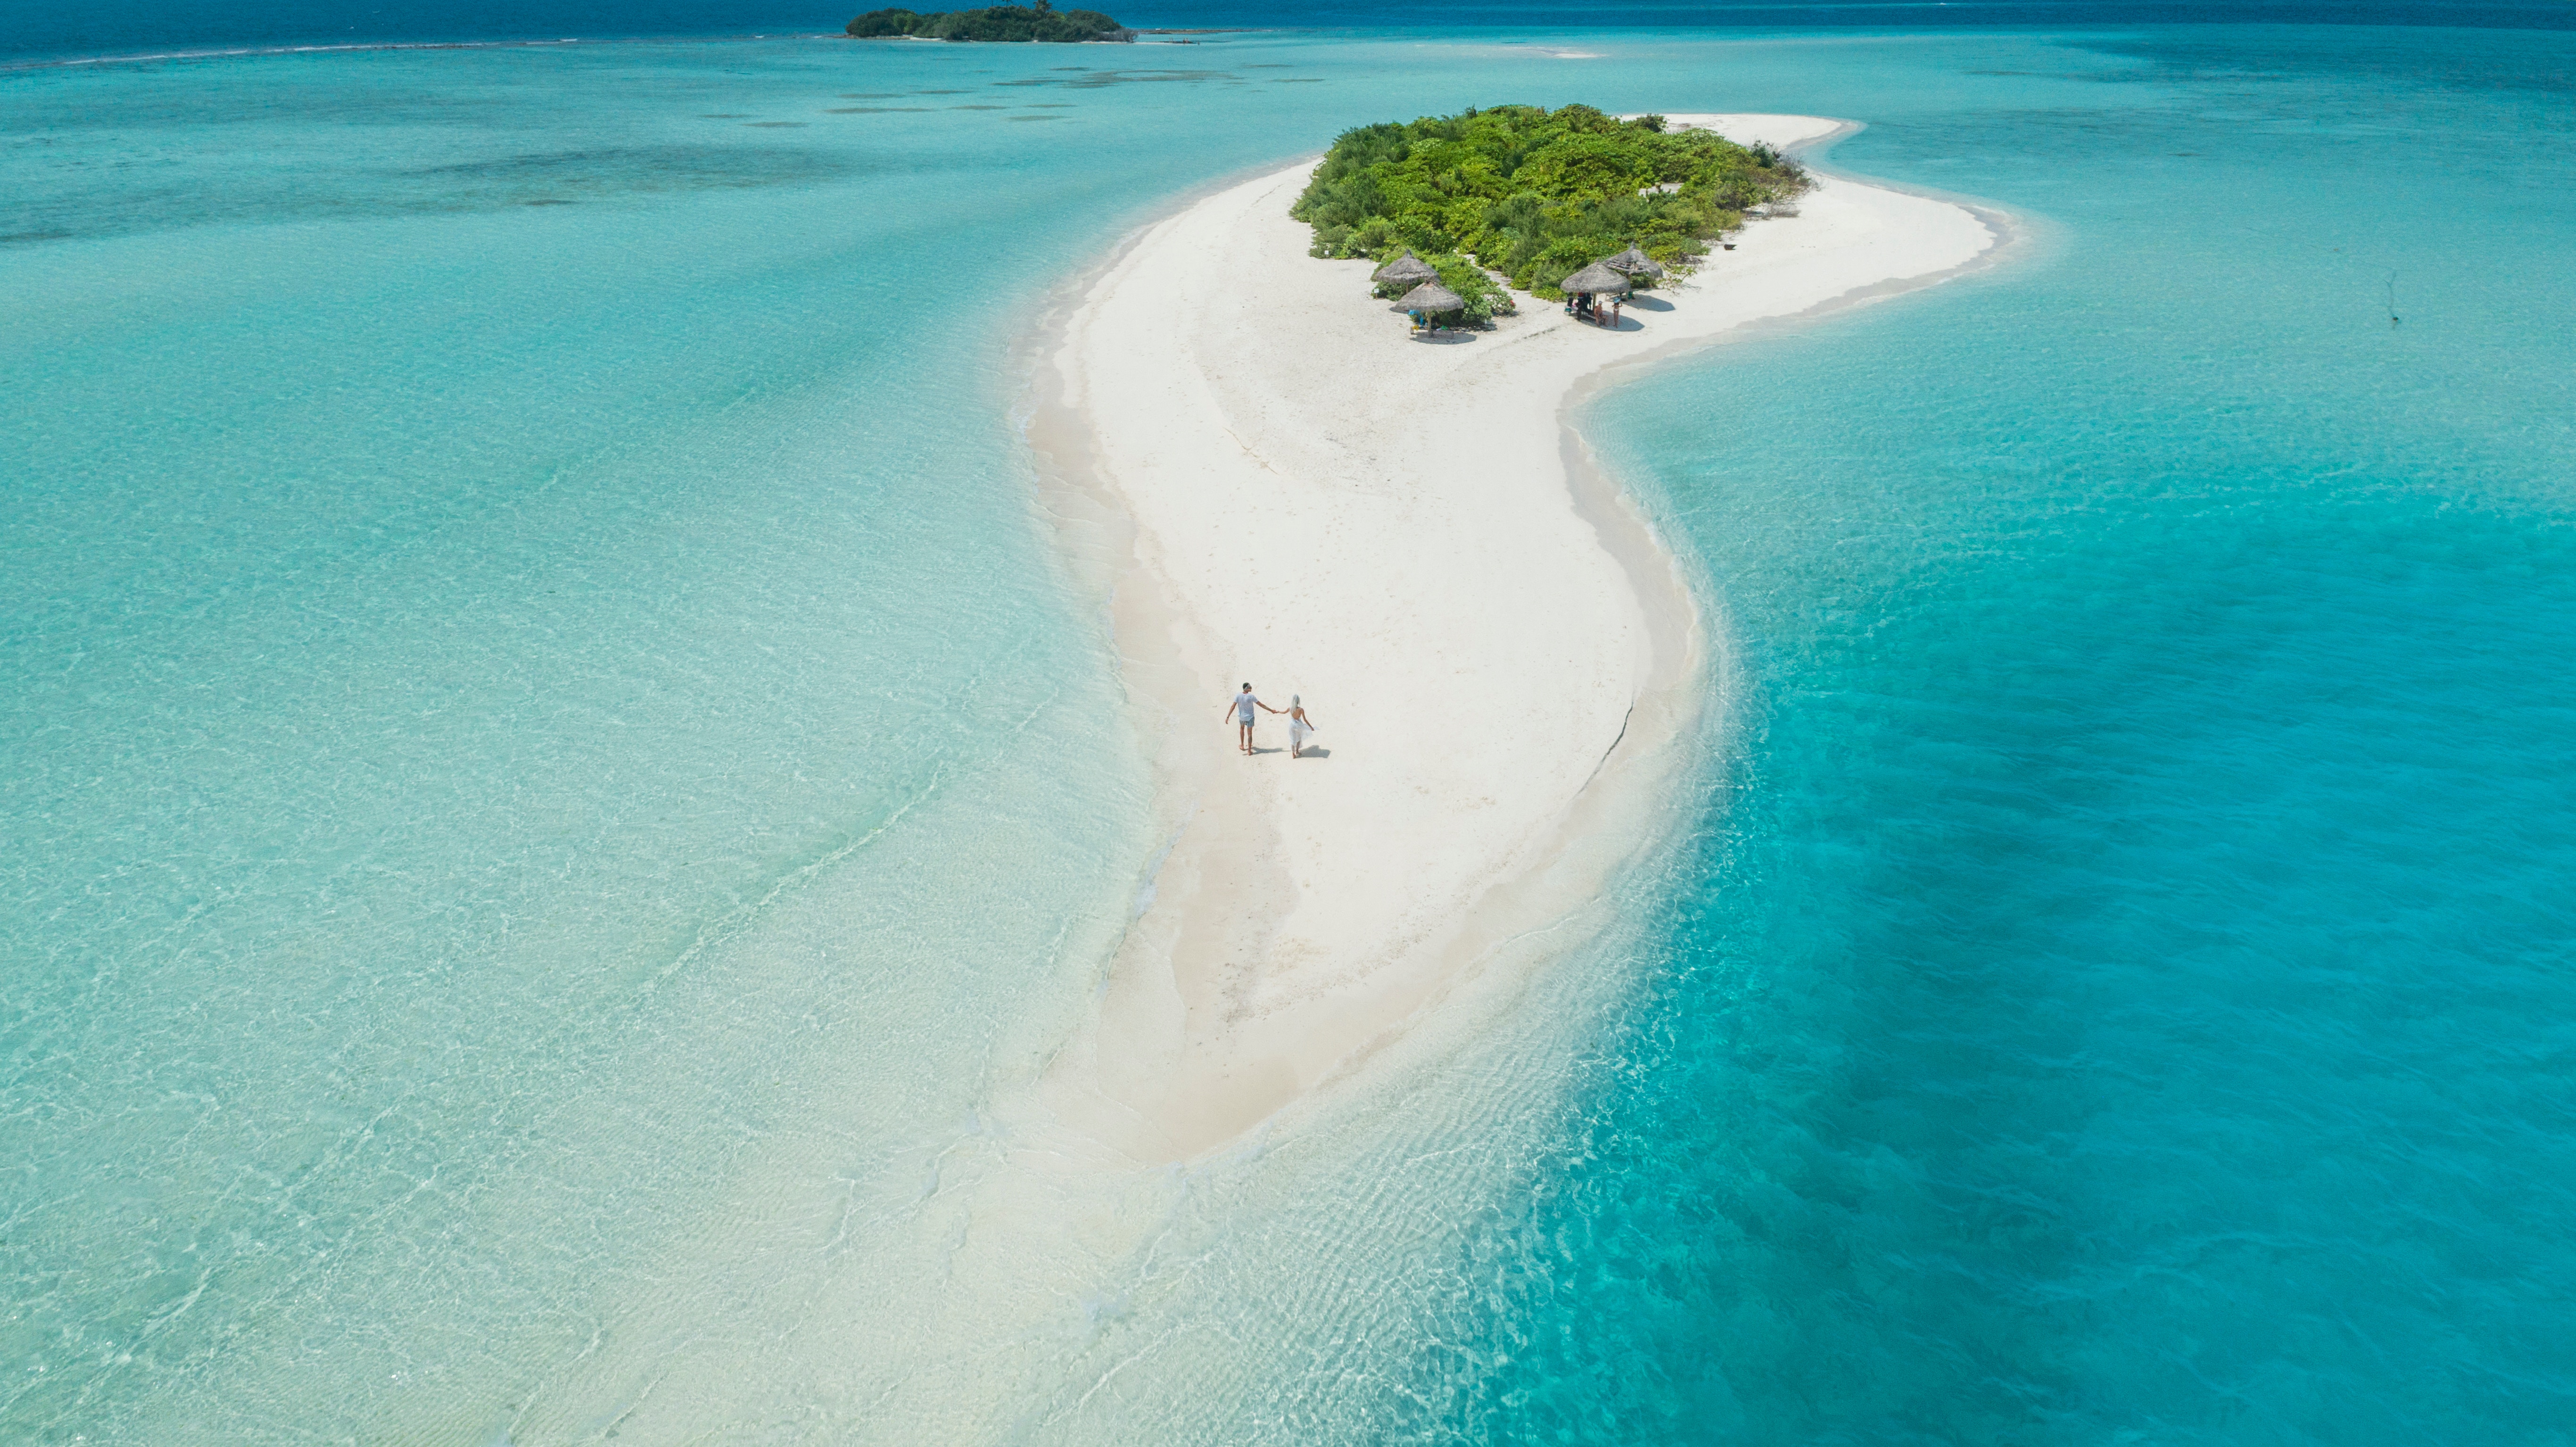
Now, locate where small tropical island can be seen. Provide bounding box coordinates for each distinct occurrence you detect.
[845,1,1133,41]
[1292,104,1810,323]
[1042,110,1998,1168]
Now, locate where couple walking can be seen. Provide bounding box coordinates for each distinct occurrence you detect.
[1226,683,1318,758]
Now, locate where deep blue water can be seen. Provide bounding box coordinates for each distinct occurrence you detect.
[5,4,2573,1443]
[1439,26,2576,1444]
[7,0,2575,64]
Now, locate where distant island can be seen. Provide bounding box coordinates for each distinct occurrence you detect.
[846,3,1134,41]
[1293,105,1810,303]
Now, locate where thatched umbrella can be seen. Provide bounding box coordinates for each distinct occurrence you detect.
[1560,262,1631,296]
[1371,250,1439,286]
[1395,280,1466,314]
[1603,245,1667,280]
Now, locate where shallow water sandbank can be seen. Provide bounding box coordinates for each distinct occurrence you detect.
[1038,115,1998,1160]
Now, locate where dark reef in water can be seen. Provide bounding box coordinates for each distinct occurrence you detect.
[845,4,1133,42]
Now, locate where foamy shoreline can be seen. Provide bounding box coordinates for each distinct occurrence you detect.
[1029,115,2003,1162]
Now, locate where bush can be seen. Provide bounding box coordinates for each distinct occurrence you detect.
[1290,103,1811,298]
[846,8,922,35]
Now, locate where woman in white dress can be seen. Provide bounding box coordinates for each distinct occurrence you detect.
[1287,696,1317,758]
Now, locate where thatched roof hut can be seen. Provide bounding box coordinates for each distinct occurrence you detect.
[1371,251,1440,286]
[1395,280,1466,313]
[1603,245,1667,279]
[1560,262,1631,296]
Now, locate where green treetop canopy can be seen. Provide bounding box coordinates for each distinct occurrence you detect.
[1371,250,1441,286]
[1395,281,1466,313]
[1560,262,1631,295]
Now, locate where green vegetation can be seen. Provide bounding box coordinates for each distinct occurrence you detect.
[1292,104,1810,299]
[846,2,1131,41]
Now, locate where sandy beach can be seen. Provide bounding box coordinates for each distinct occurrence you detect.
[1035,115,2000,1161]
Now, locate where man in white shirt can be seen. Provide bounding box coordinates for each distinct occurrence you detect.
[1224,682,1280,755]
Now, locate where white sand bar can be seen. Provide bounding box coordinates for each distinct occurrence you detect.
[1035,115,1997,1160]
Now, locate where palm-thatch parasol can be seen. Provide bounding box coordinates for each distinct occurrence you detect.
[1371,250,1440,286]
[1395,280,1466,313]
[1603,245,1667,280]
[1560,261,1631,296]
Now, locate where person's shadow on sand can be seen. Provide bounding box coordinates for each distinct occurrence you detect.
[1292,747,1331,759]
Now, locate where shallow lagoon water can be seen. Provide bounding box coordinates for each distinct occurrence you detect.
[1451,28,2576,1442]
[4,16,2572,1443]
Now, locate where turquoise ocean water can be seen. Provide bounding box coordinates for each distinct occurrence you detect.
[5,11,2571,1442]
